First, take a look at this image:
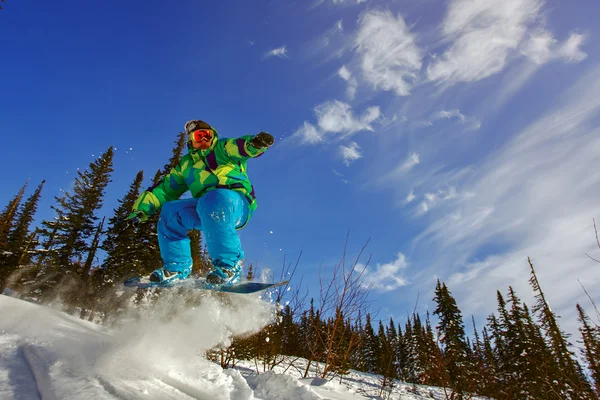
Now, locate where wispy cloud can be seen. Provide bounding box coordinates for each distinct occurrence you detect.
[264,45,289,59]
[315,100,379,136]
[520,31,587,64]
[293,101,381,145]
[294,121,322,144]
[355,10,423,96]
[339,142,362,166]
[413,65,600,334]
[389,153,420,180]
[358,253,409,292]
[426,0,586,87]
[427,0,542,84]
[416,186,459,215]
[435,109,482,131]
[338,65,358,99]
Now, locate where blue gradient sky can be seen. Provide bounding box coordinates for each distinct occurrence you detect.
[1,0,599,335]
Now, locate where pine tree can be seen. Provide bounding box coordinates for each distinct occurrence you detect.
[39,147,114,269]
[6,180,45,267]
[395,322,410,382]
[403,317,418,383]
[100,170,145,282]
[377,319,396,397]
[135,169,164,275]
[280,304,300,356]
[528,258,595,398]
[433,280,474,397]
[0,182,28,254]
[362,313,379,373]
[577,304,600,396]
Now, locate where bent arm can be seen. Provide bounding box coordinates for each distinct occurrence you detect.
[131,165,187,218]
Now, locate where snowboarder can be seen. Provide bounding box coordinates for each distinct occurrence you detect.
[124,120,274,287]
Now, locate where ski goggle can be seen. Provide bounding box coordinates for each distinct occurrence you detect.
[189,129,213,143]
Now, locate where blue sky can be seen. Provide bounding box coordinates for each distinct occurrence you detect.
[1,0,599,335]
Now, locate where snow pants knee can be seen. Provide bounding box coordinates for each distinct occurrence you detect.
[157,189,249,272]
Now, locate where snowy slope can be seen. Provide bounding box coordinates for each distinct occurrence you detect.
[0,293,471,399]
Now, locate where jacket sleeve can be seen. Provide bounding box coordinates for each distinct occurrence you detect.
[223,135,268,161]
[131,163,188,218]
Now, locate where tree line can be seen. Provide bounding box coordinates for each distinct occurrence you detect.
[0,133,599,399]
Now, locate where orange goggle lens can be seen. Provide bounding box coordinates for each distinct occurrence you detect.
[192,129,213,142]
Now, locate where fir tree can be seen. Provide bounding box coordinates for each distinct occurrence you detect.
[377,319,396,397]
[362,313,379,373]
[6,180,45,267]
[100,170,145,282]
[134,169,164,275]
[0,182,27,254]
[433,280,474,397]
[577,304,600,396]
[39,147,114,269]
[528,258,594,398]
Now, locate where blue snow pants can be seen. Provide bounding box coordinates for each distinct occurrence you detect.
[157,189,249,272]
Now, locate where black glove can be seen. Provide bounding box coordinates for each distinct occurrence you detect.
[249,132,274,149]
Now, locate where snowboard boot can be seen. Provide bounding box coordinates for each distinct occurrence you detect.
[149,266,192,286]
[205,260,242,287]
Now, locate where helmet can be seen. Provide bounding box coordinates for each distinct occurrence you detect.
[184,120,212,134]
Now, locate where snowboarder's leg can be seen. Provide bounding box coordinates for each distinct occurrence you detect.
[196,189,248,286]
[153,198,200,283]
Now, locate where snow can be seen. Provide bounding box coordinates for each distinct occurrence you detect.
[0,293,475,400]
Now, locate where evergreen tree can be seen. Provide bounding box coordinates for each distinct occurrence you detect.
[403,317,418,383]
[0,182,27,254]
[280,304,300,356]
[135,169,164,275]
[433,280,474,397]
[362,313,379,373]
[377,319,396,397]
[6,180,45,267]
[100,170,145,282]
[528,258,594,398]
[38,147,114,269]
[577,304,600,396]
[395,322,410,382]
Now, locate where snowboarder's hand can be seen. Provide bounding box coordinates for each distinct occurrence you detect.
[249,132,274,149]
[118,211,145,233]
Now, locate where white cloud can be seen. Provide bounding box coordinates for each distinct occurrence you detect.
[392,153,420,177]
[406,190,416,203]
[264,46,289,59]
[427,0,587,86]
[414,65,600,336]
[294,121,323,144]
[416,187,459,215]
[316,100,379,135]
[520,31,588,64]
[556,33,588,63]
[355,10,423,96]
[435,109,482,131]
[294,101,381,145]
[338,65,358,99]
[427,0,539,83]
[438,109,466,123]
[358,253,409,292]
[339,142,362,166]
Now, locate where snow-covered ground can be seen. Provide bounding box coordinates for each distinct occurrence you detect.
[0,292,476,399]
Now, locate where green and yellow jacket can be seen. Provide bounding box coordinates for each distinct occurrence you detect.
[132,128,268,227]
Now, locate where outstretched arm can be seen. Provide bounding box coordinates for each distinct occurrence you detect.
[224,132,274,160]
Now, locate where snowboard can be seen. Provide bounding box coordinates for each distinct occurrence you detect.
[123,276,289,294]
